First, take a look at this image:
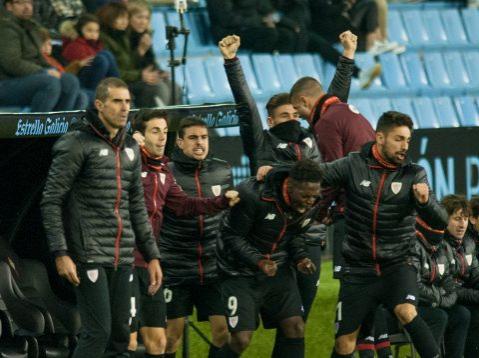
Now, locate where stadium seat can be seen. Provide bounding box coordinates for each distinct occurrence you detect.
[413,97,440,128]
[423,52,454,92]
[432,96,460,127]
[378,52,408,91]
[349,99,376,127]
[165,11,210,55]
[391,97,419,129]
[322,62,336,92]
[313,54,325,83]
[462,8,479,45]
[151,11,167,57]
[203,56,233,102]
[388,10,409,45]
[255,101,269,129]
[293,54,322,82]
[400,52,430,92]
[370,98,392,123]
[273,54,299,91]
[422,10,448,46]
[441,9,468,47]
[442,51,472,89]
[402,10,429,47]
[184,57,216,104]
[454,96,479,126]
[351,53,385,95]
[251,54,282,98]
[462,51,479,89]
[237,55,264,99]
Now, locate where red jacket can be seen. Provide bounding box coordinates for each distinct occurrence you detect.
[134,148,229,267]
[310,95,375,216]
[62,36,103,62]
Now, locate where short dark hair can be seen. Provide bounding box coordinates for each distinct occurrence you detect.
[441,194,471,218]
[76,13,100,36]
[178,116,207,138]
[376,111,414,133]
[289,159,323,183]
[95,77,129,102]
[266,93,290,116]
[289,77,323,102]
[133,109,168,134]
[97,2,128,30]
[470,196,479,218]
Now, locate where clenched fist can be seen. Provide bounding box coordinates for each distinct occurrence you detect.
[225,190,240,207]
[413,183,429,204]
[258,259,277,277]
[339,30,358,59]
[219,35,241,60]
[297,258,317,275]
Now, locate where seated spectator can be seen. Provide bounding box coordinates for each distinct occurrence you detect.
[468,196,479,244]
[61,14,120,99]
[207,0,303,53]
[127,0,181,105]
[0,0,86,111]
[97,2,173,108]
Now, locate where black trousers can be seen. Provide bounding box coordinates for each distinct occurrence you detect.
[72,264,133,358]
[417,306,448,347]
[332,218,346,280]
[296,244,322,320]
[443,305,470,358]
[463,304,479,358]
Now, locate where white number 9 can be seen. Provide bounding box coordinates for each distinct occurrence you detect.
[228,296,238,316]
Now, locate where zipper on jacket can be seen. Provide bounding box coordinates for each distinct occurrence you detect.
[293,143,302,161]
[371,172,388,276]
[194,167,205,283]
[113,147,124,269]
[267,201,288,258]
[457,249,466,277]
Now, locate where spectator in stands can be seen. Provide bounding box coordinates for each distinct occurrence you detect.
[207,0,301,53]
[97,2,174,108]
[61,14,120,101]
[468,196,479,244]
[0,0,86,111]
[127,0,181,105]
[442,195,479,358]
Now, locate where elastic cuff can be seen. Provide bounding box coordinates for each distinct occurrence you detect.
[339,55,354,64]
[53,250,68,257]
[224,57,239,64]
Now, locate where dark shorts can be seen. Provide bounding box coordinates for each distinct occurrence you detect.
[165,282,224,322]
[222,267,304,332]
[131,267,167,331]
[335,263,418,337]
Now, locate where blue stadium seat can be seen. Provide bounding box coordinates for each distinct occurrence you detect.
[293,54,322,82]
[351,53,386,95]
[255,101,269,129]
[463,51,479,88]
[370,98,392,123]
[165,11,210,55]
[322,62,336,92]
[391,97,419,129]
[184,57,216,104]
[402,10,429,47]
[431,96,460,127]
[313,54,325,83]
[237,55,264,99]
[422,10,448,46]
[454,96,479,126]
[400,52,430,91]
[251,54,282,98]
[273,55,299,91]
[203,56,233,102]
[378,52,407,91]
[423,52,454,91]
[442,51,473,90]
[413,97,440,128]
[151,11,167,57]
[441,9,468,46]
[388,10,409,45]
[462,8,479,45]
[349,99,376,127]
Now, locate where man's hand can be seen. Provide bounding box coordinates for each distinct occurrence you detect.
[219,35,240,60]
[55,255,80,286]
[47,69,61,78]
[256,165,273,181]
[79,56,94,67]
[133,131,145,146]
[413,183,429,204]
[258,259,277,277]
[339,30,357,60]
[147,259,162,296]
[297,258,316,275]
[225,190,240,207]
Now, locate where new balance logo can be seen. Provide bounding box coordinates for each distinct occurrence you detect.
[265,213,276,220]
[360,180,371,187]
[406,294,416,301]
[99,149,108,156]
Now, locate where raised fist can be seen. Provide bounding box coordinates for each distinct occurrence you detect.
[219,35,241,60]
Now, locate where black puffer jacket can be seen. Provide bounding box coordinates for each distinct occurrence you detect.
[446,231,479,304]
[413,219,456,308]
[41,110,160,266]
[160,149,232,286]
[217,168,318,278]
[321,142,447,274]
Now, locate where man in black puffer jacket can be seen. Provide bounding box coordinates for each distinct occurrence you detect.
[41,78,162,358]
[161,117,233,357]
[217,160,320,357]
[321,111,447,358]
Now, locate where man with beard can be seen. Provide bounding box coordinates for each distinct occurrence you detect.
[319,111,447,358]
[128,109,239,357]
[41,78,162,357]
[217,159,320,357]
[160,117,234,357]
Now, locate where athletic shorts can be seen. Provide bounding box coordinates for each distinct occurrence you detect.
[164,282,224,322]
[335,263,419,337]
[130,267,167,331]
[221,267,304,332]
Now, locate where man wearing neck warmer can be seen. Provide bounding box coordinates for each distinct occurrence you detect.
[318,111,447,358]
[128,109,239,358]
[441,195,479,358]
